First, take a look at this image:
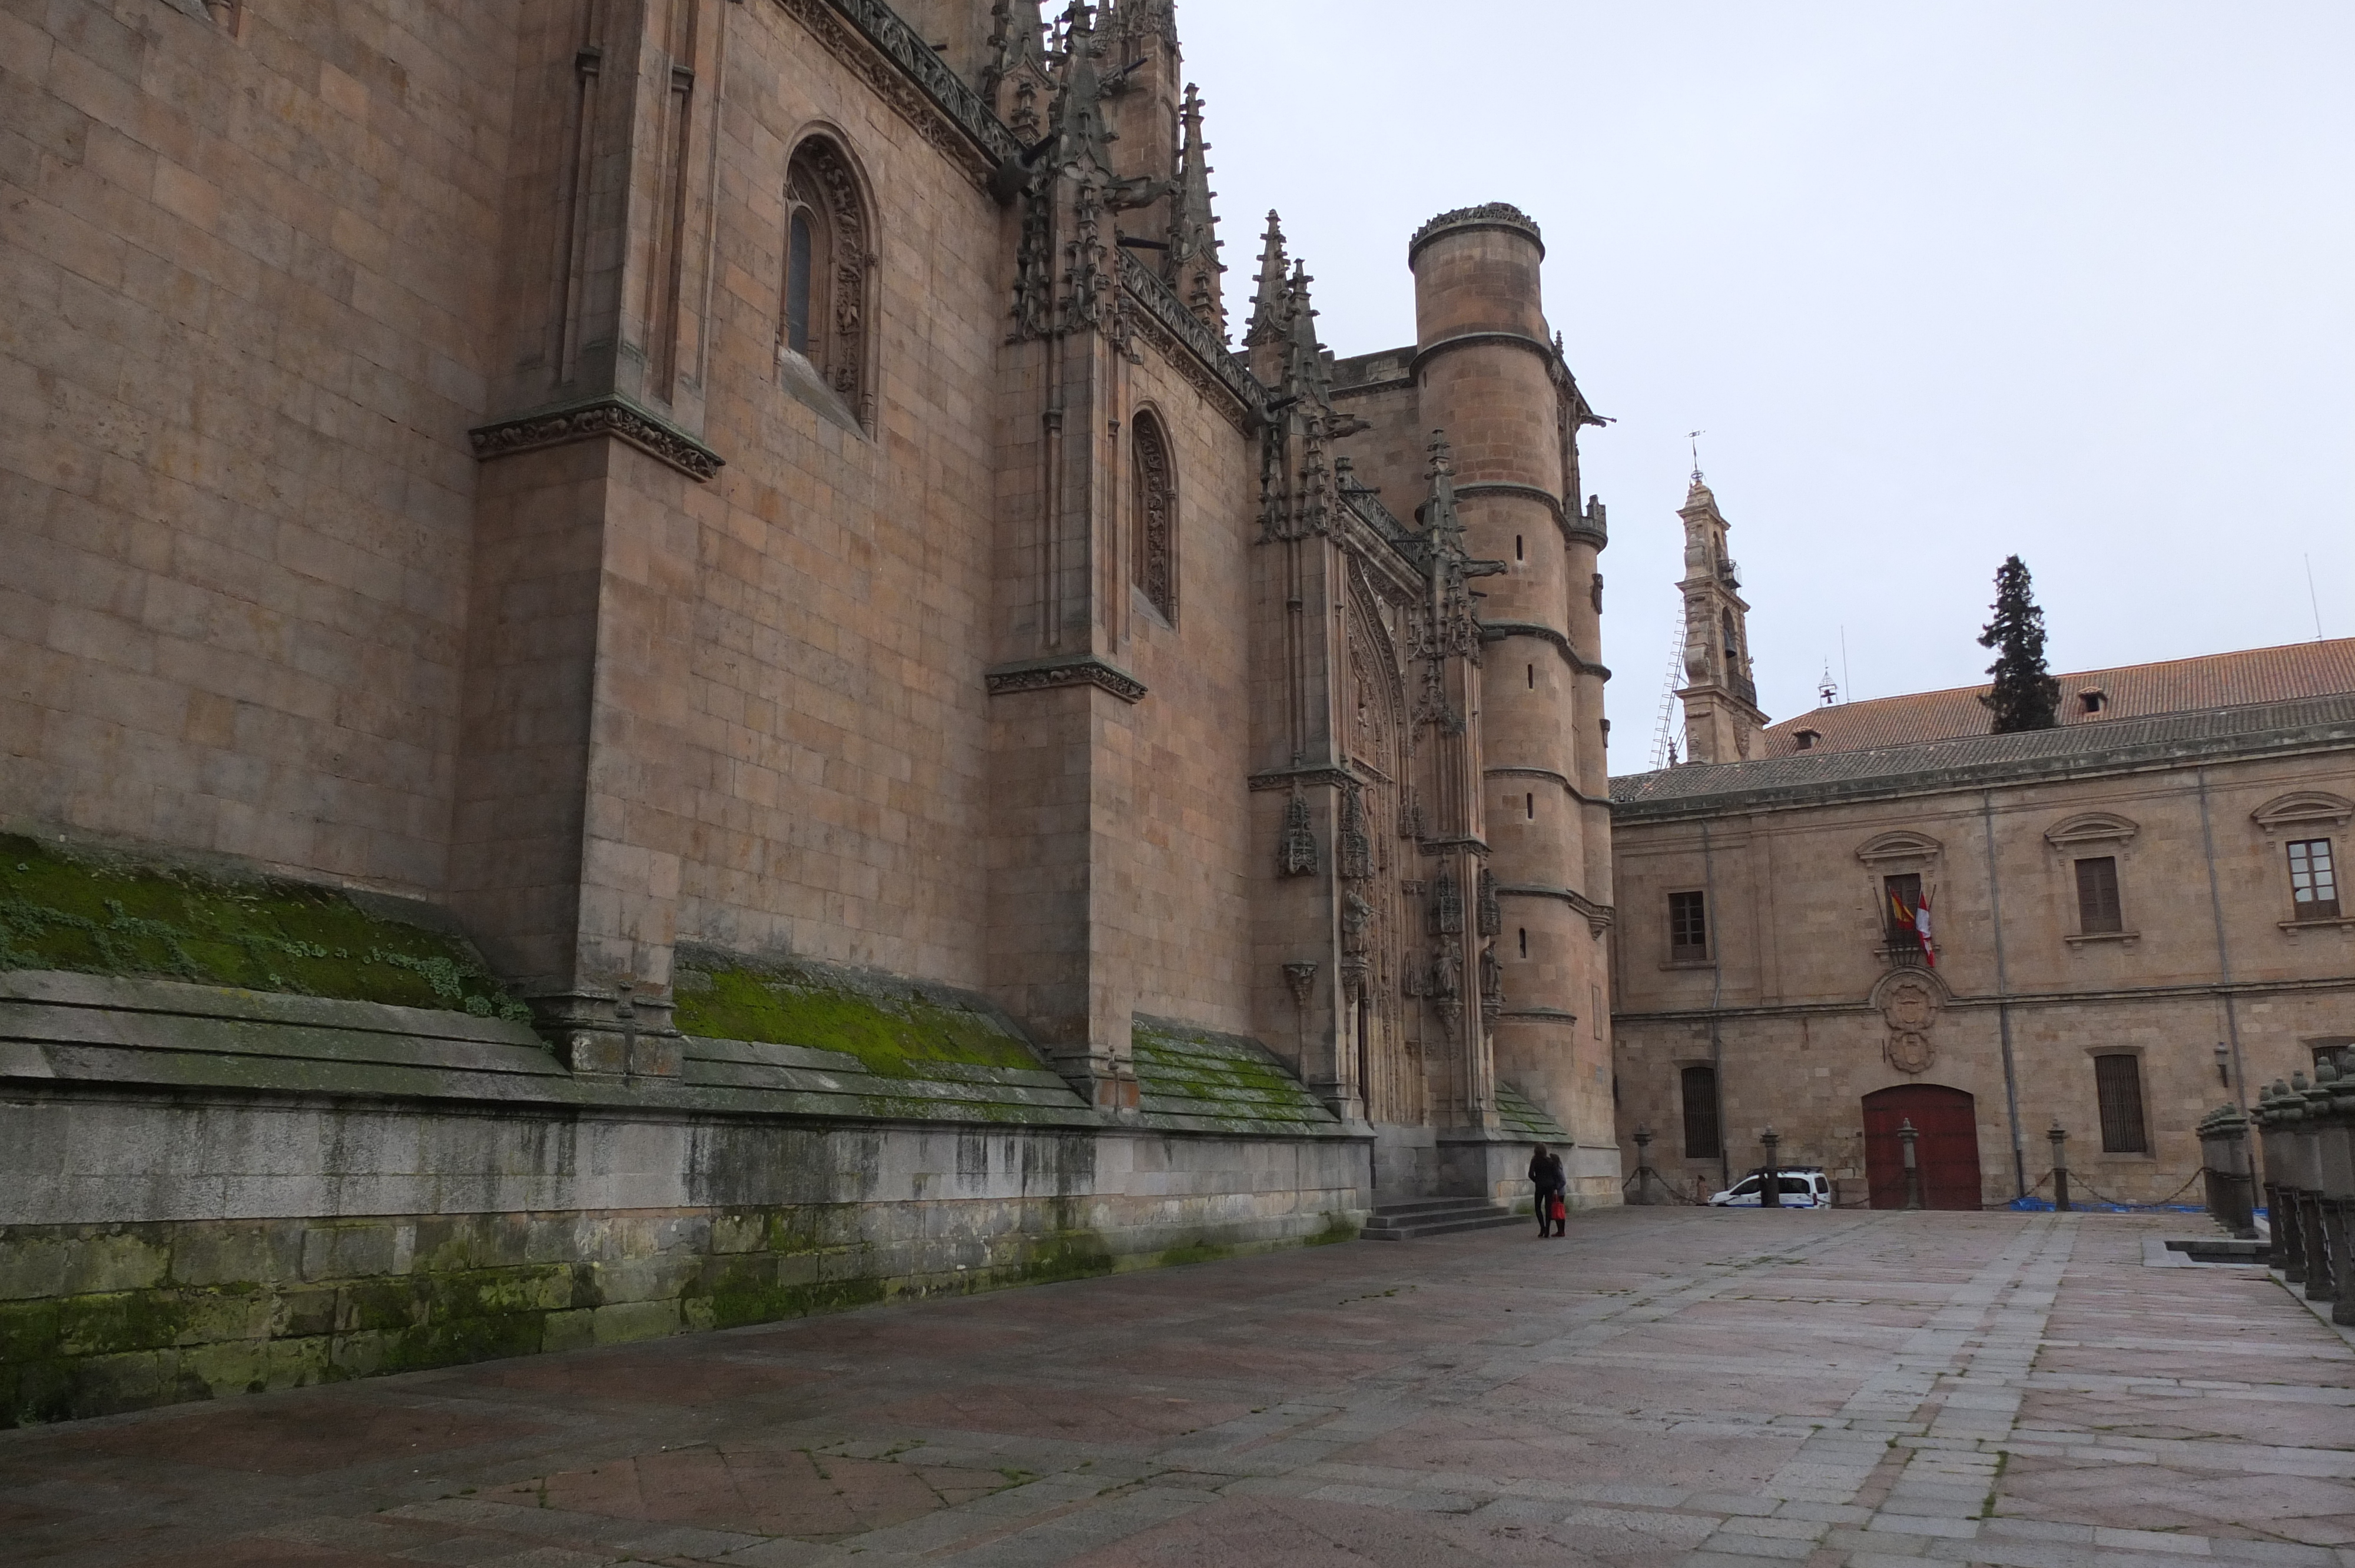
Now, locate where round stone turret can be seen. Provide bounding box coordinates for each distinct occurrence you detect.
[1409,201,1608,1153]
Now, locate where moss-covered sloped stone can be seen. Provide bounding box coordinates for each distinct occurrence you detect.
[1496,1080,1571,1142]
[671,947,1048,1081]
[1130,1016,1341,1134]
[0,835,525,1021]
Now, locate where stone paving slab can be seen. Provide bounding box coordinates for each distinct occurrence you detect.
[3,1210,2351,1566]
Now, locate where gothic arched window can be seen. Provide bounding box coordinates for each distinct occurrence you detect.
[780,137,873,427]
[1721,608,1738,666]
[1133,410,1176,622]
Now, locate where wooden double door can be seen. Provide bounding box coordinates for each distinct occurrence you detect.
[1862,1084,1984,1210]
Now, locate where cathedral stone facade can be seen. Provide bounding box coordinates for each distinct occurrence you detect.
[1,0,1619,1416]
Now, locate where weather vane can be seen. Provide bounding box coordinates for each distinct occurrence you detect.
[1688,430,1704,484]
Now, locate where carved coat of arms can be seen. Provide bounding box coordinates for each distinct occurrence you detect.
[1880,974,1939,1074]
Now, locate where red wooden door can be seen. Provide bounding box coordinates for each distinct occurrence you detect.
[1862,1085,1983,1210]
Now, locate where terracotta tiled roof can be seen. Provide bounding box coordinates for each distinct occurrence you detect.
[1758,638,2355,758]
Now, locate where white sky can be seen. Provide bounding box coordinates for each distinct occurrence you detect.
[1178,1,2355,767]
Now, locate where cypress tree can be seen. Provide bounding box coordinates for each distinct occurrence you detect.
[1976,555,2061,732]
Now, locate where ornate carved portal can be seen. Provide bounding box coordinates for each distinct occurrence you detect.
[1342,586,1421,1124]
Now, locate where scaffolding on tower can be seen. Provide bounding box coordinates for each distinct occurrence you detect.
[1647,606,1687,772]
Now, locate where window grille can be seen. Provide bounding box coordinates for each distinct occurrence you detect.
[2074,856,2122,934]
[2094,1054,2148,1154]
[2288,839,2339,919]
[1680,1064,1721,1159]
[1667,890,1708,962]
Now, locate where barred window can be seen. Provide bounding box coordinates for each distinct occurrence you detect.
[1668,890,1708,962]
[2288,839,2339,919]
[2094,1054,2148,1154]
[1680,1064,1721,1160]
[2075,856,2122,934]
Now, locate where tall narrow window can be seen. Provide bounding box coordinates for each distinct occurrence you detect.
[784,211,814,355]
[2288,839,2339,919]
[1668,890,1708,962]
[2094,1054,2148,1153]
[780,138,871,426]
[1132,410,1176,622]
[2075,856,2122,934]
[1883,872,1923,955]
[1681,1064,1721,1159]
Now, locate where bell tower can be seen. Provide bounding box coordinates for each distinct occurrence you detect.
[1673,474,1766,763]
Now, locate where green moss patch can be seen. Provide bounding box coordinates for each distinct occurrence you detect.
[671,948,1046,1079]
[0,833,526,1020]
[1130,1016,1335,1126]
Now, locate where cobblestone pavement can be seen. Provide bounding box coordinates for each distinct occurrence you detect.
[5,1210,2351,1567]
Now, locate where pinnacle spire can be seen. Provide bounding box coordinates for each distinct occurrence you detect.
[1246,210,1288,346]
[1166,81,1223,330]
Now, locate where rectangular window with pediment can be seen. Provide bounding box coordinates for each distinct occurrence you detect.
[2288,839,2339,919]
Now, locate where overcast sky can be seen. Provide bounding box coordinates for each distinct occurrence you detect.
[1178,1,2354,769]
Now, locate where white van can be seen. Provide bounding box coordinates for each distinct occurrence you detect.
[1709,1168,1832,1208]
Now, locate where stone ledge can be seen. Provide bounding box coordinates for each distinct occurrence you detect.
[984,655,1147,704]
[469,395,724,481]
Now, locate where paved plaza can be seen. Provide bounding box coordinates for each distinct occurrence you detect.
[4,1210,2351,1567]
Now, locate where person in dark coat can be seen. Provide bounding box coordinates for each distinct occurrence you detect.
[1528,1144,1567,1237]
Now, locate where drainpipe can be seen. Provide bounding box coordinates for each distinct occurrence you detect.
[1703,821,1729,1192]
[2196,768,2250,1114]
[1980,790,2027,1200]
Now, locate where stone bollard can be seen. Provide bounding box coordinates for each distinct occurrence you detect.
[2294,1071,2334,1304]
[2048,1121,2071,1214]
[1899,1118,1923,1211]
[1760,1127,1782,1209]
[1629,1125,1659,1206]
[2324,1049,2355,1326]
[2197,1102,2257,1240]
[2259,1079,2309,1283]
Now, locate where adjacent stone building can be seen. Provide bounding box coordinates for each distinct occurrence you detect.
[1611,482,2355,1207]
[1,0,1620,1416]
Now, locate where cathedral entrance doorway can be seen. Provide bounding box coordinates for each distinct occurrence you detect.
[1862,1085,1983,1210]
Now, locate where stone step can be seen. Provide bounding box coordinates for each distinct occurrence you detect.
[1369,1197,1505,1218]
[1360,1201,1523,1240]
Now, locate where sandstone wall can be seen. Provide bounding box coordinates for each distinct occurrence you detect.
[2,0,518,894]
